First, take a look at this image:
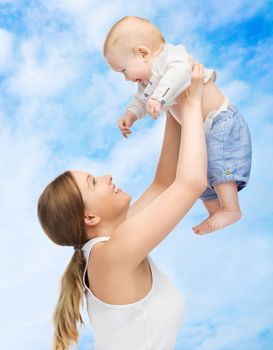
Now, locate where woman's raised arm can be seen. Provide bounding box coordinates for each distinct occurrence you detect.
[105,63,207,267]
[127,111,181,219]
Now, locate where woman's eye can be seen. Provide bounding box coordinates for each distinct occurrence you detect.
[93,178,96,185]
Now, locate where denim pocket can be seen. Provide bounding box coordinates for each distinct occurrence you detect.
[209,118,226,142]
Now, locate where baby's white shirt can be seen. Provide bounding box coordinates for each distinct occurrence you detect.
[127,43,216,120]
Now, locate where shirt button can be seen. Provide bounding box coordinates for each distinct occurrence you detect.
[161,100,166,104]
[225,169,232,175]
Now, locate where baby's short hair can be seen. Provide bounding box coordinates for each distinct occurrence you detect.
[103,16,165,57]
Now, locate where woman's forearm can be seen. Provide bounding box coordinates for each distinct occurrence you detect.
[176,100,207,186]
[152,112,181,188]
[174,62,207,186]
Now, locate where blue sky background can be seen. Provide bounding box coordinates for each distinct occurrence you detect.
[0,1,273,349]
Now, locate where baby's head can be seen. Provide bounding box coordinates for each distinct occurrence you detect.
[103,16,165,83]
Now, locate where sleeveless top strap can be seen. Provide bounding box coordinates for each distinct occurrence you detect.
[82,236,110,290]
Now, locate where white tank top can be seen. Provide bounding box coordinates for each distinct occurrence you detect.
[82,237,185,350]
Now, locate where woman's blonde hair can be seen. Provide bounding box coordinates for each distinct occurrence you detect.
[37,171,87,349]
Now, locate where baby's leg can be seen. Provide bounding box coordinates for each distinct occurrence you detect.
[193,182,241,235]
[203,198,221,216]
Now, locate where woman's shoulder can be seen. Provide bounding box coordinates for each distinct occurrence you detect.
[83,236,111,265]
[86,238,151,304]
[88,235,145,271]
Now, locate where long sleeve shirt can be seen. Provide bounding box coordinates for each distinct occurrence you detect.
[127,43,216,120]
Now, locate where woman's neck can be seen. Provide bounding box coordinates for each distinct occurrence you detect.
[86,212,127,240]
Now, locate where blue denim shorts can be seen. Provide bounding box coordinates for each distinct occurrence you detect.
[200,102,252,201]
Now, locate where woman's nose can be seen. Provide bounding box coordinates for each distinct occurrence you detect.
[104,174,112,184]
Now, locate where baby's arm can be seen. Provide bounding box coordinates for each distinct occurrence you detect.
[127,84,147,120]
[118,84,146,138]
[151,46,192,107]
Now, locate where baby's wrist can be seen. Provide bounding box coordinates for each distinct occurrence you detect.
[150,97,161,103]
[125,110,137,121]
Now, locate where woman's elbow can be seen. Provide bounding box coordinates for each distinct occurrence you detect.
[189,178,207,193]
[197,179,208,194]
[177,175,207,194]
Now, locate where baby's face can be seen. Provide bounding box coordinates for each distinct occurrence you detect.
[106,49,152,84]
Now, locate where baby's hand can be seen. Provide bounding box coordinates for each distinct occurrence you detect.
[118,111,137,138]
[146,98,161,119]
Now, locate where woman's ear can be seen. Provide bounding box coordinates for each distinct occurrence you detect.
[84,214,101,227]
[136,45,151,60]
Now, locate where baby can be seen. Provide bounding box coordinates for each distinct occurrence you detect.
[103,16,252,235]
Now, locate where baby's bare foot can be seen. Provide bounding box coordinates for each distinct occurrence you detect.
[193,209,242,235]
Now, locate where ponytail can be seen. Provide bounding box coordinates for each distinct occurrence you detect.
[52,249,86,350]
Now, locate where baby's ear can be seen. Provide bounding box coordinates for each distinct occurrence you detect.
[136,46,151,59]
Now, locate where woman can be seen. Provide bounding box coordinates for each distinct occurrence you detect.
[38,63,207,350]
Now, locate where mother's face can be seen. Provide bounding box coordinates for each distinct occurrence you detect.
[72,170,131,223]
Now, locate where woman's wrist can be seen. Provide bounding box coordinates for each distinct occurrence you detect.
[182,98,202,107]
[181,99,202,116]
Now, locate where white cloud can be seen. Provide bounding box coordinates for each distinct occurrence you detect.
[41,0,156,52]
[6,37,80,100]
[203,0,267,29]
[221,80,251,103]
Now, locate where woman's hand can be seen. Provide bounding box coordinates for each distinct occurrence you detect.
[176,61,205,105]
